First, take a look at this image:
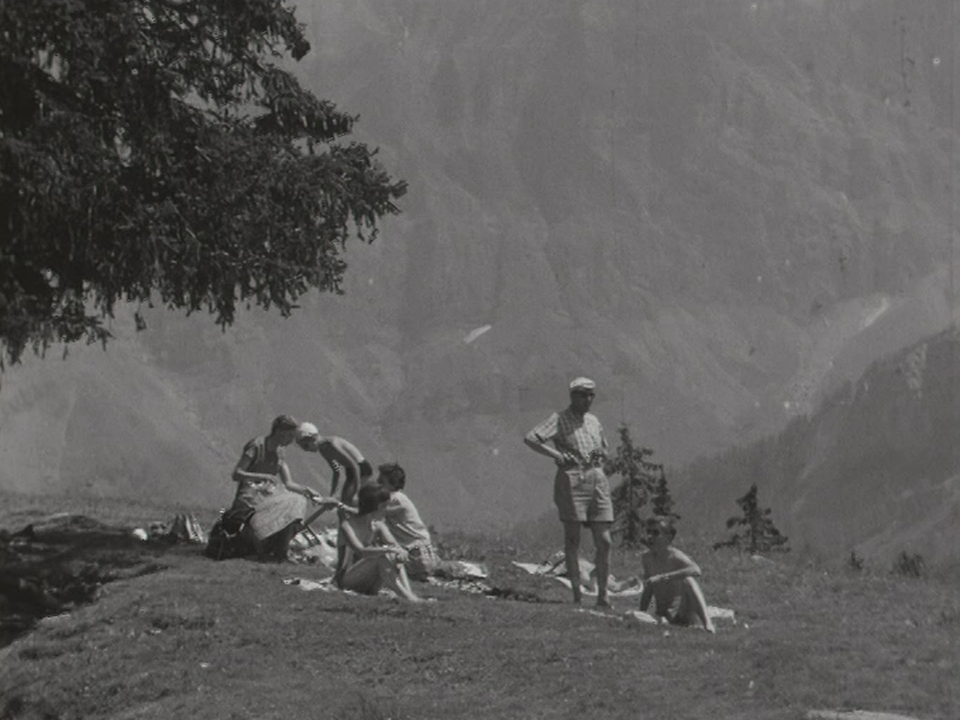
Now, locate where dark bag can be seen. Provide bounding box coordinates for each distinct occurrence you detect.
[204,507,255,560]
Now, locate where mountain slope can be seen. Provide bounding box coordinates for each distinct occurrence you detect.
[674,327,960,564]
[1,0,958,533]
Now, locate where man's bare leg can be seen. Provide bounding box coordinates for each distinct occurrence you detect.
[272,521,301,562]
[562,521,583,604]
[681,577,716,633]
[590,522,612,607]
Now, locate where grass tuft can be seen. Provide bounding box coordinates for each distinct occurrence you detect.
[892,550,926,578]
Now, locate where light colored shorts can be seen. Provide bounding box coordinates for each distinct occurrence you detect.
[407,541,440,581]
[553,467,614,524]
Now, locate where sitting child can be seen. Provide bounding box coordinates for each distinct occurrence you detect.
[376,462,441,581]
[336,484,421,602]
[639,518,716,633]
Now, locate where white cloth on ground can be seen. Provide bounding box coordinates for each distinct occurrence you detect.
[512,558,643,597]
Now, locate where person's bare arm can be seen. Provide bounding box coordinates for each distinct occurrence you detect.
[275,460,325,503]
[326,459,342,497]
[374,521,410,563]
[524,428,576,467]
[646,549,702,584]
[376,521,406,550]
[639,582,653,613]
[340,520,404,559]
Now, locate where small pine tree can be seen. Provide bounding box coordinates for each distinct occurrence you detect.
[651,472,681,524]
[713,484,789,554]
[605,425,661,547]
[892,550,925,578]
[848,549,865,572]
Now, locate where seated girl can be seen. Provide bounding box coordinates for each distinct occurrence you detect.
[227,414,332,562]
[336,484,422,602]
[376,462,441,581]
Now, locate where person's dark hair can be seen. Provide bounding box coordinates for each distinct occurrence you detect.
[357,483,392,515]
[378,462,406,490]
[270,414,299,435]
[358,460,373,480]
[646,517,677,542]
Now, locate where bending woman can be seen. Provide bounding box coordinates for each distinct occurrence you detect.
[229,414,331,562]
[337,484,422,602]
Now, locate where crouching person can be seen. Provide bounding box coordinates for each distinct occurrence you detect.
[225,415,328,562]
[639,518,716,633]
[336,484,422,602]
[376,462,440,581]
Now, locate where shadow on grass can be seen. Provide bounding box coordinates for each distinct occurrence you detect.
[1,514,174,648]
[1,694,63,720]
[483,585,553,603]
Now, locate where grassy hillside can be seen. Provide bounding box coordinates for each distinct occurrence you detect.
[1,494,957,720]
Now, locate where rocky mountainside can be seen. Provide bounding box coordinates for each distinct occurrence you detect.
[674,327,960,565]
[1,0,957,536]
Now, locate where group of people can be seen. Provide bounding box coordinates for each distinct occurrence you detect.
[221,414,436,603]
[219,375,714,630]
[525,377,715,632]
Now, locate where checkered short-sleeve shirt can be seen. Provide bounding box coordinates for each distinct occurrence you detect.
[529,408,607,463]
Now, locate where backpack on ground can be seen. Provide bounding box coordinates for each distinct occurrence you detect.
[204,507,255,561]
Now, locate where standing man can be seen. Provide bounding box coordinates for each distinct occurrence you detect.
[524,377,614,607]
[296,422,373,506]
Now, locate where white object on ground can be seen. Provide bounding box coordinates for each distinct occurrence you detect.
[708,606,736,621]
[624,610,659,624]
[147,514,206,544]
[282,577,352,594]
[511,559,643,597]
[625,607,735,624]
[426,576,492,595]
[452,561,488,579]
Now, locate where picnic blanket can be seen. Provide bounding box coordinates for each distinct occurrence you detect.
[282,558,491,599]
[622,607,737,624]
[281,576,440,603]
[425,560,491,594]
[512,555,643,597]
[282,576,342,593]
[285,527,489,583]
[288,526,339,568]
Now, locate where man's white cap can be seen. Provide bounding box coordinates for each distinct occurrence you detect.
[569,377,596,391]
[297,422,320,440]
